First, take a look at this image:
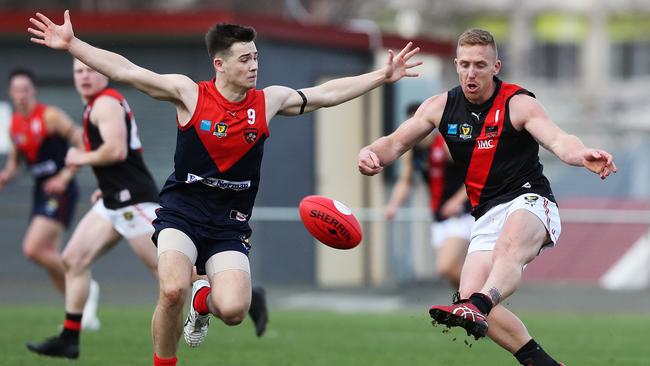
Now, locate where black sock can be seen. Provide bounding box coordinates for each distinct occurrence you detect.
[469,292,493,315]
[514,339,559,366]
[60,313,82,343]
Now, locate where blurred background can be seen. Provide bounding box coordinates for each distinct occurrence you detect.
[1,0,649,304]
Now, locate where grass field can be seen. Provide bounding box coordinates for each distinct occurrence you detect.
[1,305,648,366]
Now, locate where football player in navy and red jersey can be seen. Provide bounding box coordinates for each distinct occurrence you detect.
[359,29,616,366]
[1,68,101,329]
[385,103,471,289]
[28,10,421,366]
[25,59,161,359]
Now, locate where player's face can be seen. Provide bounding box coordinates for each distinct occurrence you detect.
[454,44,501,104]
[9,75,36,113]
[220,42,258,90]
[73,59,109,100]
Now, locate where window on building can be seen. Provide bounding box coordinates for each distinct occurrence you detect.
[531,42,579,81]
[611,42,650,79]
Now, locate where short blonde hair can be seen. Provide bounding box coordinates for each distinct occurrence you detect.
[457,28,498,59]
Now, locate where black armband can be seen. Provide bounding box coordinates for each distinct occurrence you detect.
[296,90,307,115]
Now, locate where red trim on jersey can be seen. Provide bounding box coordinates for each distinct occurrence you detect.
[10,104,48,163]
[428,133,447,212]
[465,83,523,208]
[191,81,269,172]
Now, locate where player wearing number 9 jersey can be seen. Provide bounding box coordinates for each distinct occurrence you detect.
[28,10,422,365]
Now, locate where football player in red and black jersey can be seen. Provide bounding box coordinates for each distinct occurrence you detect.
[359,29,616,366]
[29,10,421,366]
[1,68,101,330]
[385,102,471,289]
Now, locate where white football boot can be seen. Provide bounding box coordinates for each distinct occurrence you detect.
[183,279,211,347]
[81,279,101,331]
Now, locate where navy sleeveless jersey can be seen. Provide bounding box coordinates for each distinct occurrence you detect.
[158,80,269,234]
[439,77,555,219]
[10,103,69,182]
[83,88,158,209]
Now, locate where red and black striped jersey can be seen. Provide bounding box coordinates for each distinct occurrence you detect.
[10,103,69,181]
[83,88,158,209]
[439,77,555,219]
[412,133,470,221]
[158,80,269,230]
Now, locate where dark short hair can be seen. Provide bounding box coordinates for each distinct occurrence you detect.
[205,23,257,58]
[9,68,35,84]
[406,102,421,117]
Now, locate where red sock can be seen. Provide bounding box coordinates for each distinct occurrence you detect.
[153,353,177,366]
[193,286,211,315]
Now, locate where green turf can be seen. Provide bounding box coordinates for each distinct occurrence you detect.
[1,305,647,365]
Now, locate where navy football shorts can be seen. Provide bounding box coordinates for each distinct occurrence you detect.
[31,178,79,228]
[152,206,252,275]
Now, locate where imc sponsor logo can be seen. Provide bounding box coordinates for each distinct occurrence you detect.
[309,209,352,242]
[477,139,494,150]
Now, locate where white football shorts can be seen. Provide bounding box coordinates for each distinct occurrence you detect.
[91,199,159,239]
[430,213,474,248]
[468,193,561,254]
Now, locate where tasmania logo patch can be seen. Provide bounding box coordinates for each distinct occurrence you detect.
[459,123,473,140]
[244,127,258,144]
[214,122,228,138]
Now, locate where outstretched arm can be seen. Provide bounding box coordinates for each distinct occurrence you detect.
[511,94,617,180]
[28,11,196,112]
[265,42,422,119]
[358,94,444,176]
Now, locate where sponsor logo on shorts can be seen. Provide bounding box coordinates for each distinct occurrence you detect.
[123,211,134,221]
[240,236,252,251]
[522,182,532,189]
[214,122,228,137]
[459,123,473,140]
[45,197,59,214]
[186,173,251,191]
[447,124,458,135]
[229,209,249,222]
[523,195,539,207]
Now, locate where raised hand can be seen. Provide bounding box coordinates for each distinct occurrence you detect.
[28,10,74,50]
[383,42,422,83]
[582,149,617,180]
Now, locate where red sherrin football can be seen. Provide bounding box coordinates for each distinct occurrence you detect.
[299,195,362,250]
